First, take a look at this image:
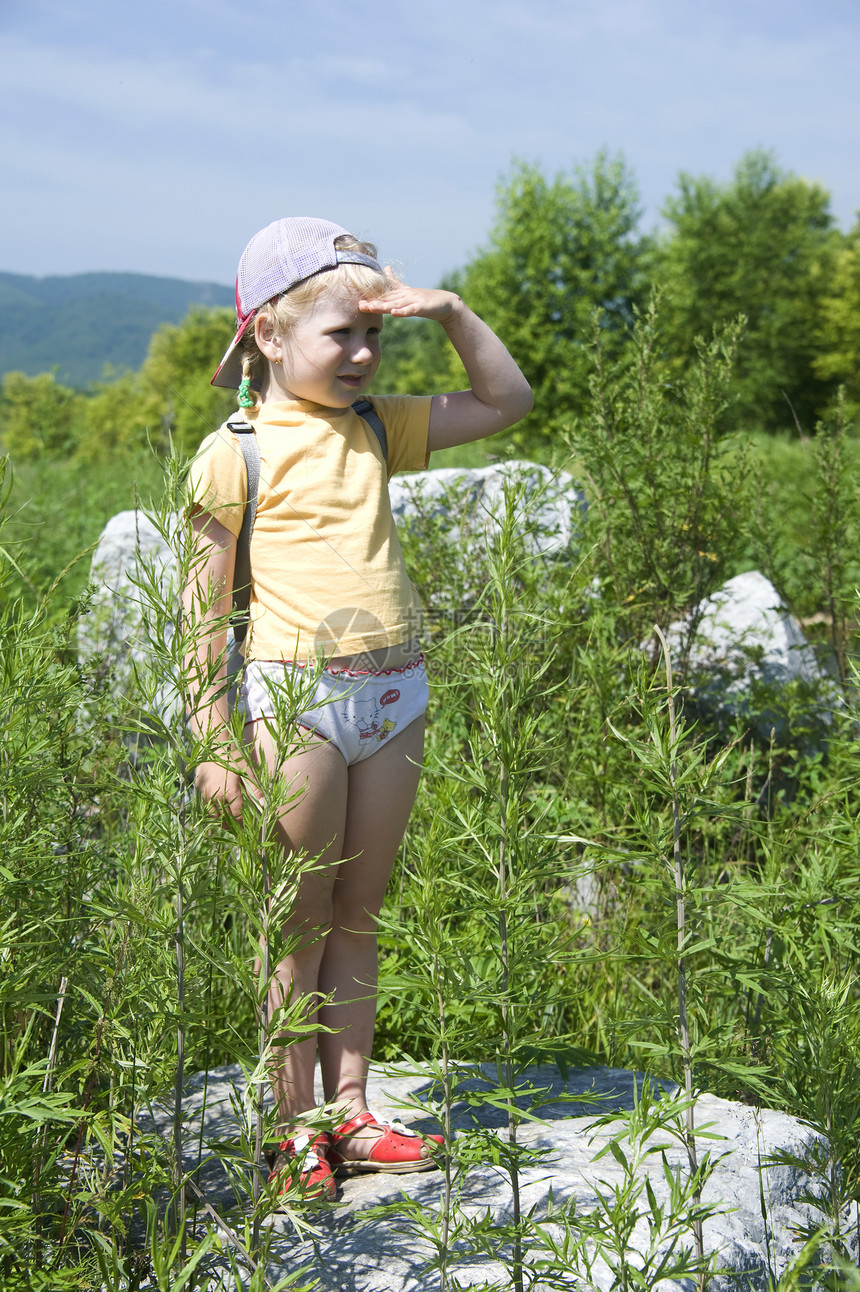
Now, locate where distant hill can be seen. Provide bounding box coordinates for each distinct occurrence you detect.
[0,271,234,388]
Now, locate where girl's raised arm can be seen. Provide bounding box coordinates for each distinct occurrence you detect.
[360,274,533,452]
[183,511,244,816]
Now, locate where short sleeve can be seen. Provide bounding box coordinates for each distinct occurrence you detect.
[369,395,432,477]
[186,428,250,538]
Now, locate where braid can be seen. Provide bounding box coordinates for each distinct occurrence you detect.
[237,353,261,411]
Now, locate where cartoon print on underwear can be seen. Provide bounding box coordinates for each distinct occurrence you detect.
[346,687,401,744]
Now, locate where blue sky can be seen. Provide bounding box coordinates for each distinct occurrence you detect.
[2,0,858,289]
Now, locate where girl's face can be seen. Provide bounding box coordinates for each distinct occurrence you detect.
[264,291,383,407]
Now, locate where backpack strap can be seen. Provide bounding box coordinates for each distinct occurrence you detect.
[352,398,388,462]
[224,415,259,647]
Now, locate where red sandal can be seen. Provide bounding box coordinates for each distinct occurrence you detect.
[266,1132,336,1201]
[329,1110,444,1175]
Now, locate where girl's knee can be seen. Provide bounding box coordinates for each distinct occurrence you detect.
[281,903,335,957]
[284,863,339,934]
[329,901,379,940]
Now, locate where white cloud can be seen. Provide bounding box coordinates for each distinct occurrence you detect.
[1,0,857,284]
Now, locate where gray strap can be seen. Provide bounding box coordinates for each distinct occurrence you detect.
[352,398,388,462]
[225,416,259,646]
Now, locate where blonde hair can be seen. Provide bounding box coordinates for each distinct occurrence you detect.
[240,235,390,397]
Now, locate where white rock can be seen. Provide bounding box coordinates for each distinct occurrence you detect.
[80,509,181,725]
[389,460,585,556]
[679,571,822,689]
[142,1062,835,1291]
[80,465,584,702]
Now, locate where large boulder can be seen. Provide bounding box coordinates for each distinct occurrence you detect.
[389,460,585,556]
[81,509,175,668]
[669,570,830,738]
[676,570,822,690]
[144,1060,838,1291]
[79,463,584,704]
[79,509,181,729]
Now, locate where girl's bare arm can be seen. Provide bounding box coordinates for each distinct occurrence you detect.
[360,274,533,451]
[183,511,244,815]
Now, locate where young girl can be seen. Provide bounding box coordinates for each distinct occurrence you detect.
[185,217,532,1200]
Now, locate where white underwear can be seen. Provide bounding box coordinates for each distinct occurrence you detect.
[239,657,429,766]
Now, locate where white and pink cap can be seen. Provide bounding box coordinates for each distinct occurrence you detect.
[211,217,383,389]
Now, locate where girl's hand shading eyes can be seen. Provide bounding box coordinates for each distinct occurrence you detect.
[360,269,462,324]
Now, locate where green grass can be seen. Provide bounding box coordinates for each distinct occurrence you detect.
[3,451,166,614]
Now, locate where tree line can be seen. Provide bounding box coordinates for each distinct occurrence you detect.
[2,148,858,464]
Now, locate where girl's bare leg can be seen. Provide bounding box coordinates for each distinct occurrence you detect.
[247,715,424,1143]
[246,722,349,1133]
[318,717,424,1131]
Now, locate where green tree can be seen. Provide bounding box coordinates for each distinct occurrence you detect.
[71,309,236,463]
[459,153,647,454]
[75,370,152,463]
[655,150,838,433]
[0,371,85,461]
[815,219,860,417]
[138,306,238,454]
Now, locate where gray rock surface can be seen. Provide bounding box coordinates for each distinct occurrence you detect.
[82,461,582,667]
[83,509,175,659]
[146,1062,830,1291]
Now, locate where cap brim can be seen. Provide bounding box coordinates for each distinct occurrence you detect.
[210,311,257,389]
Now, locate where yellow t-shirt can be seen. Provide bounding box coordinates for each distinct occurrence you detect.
[187,395,432,661]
